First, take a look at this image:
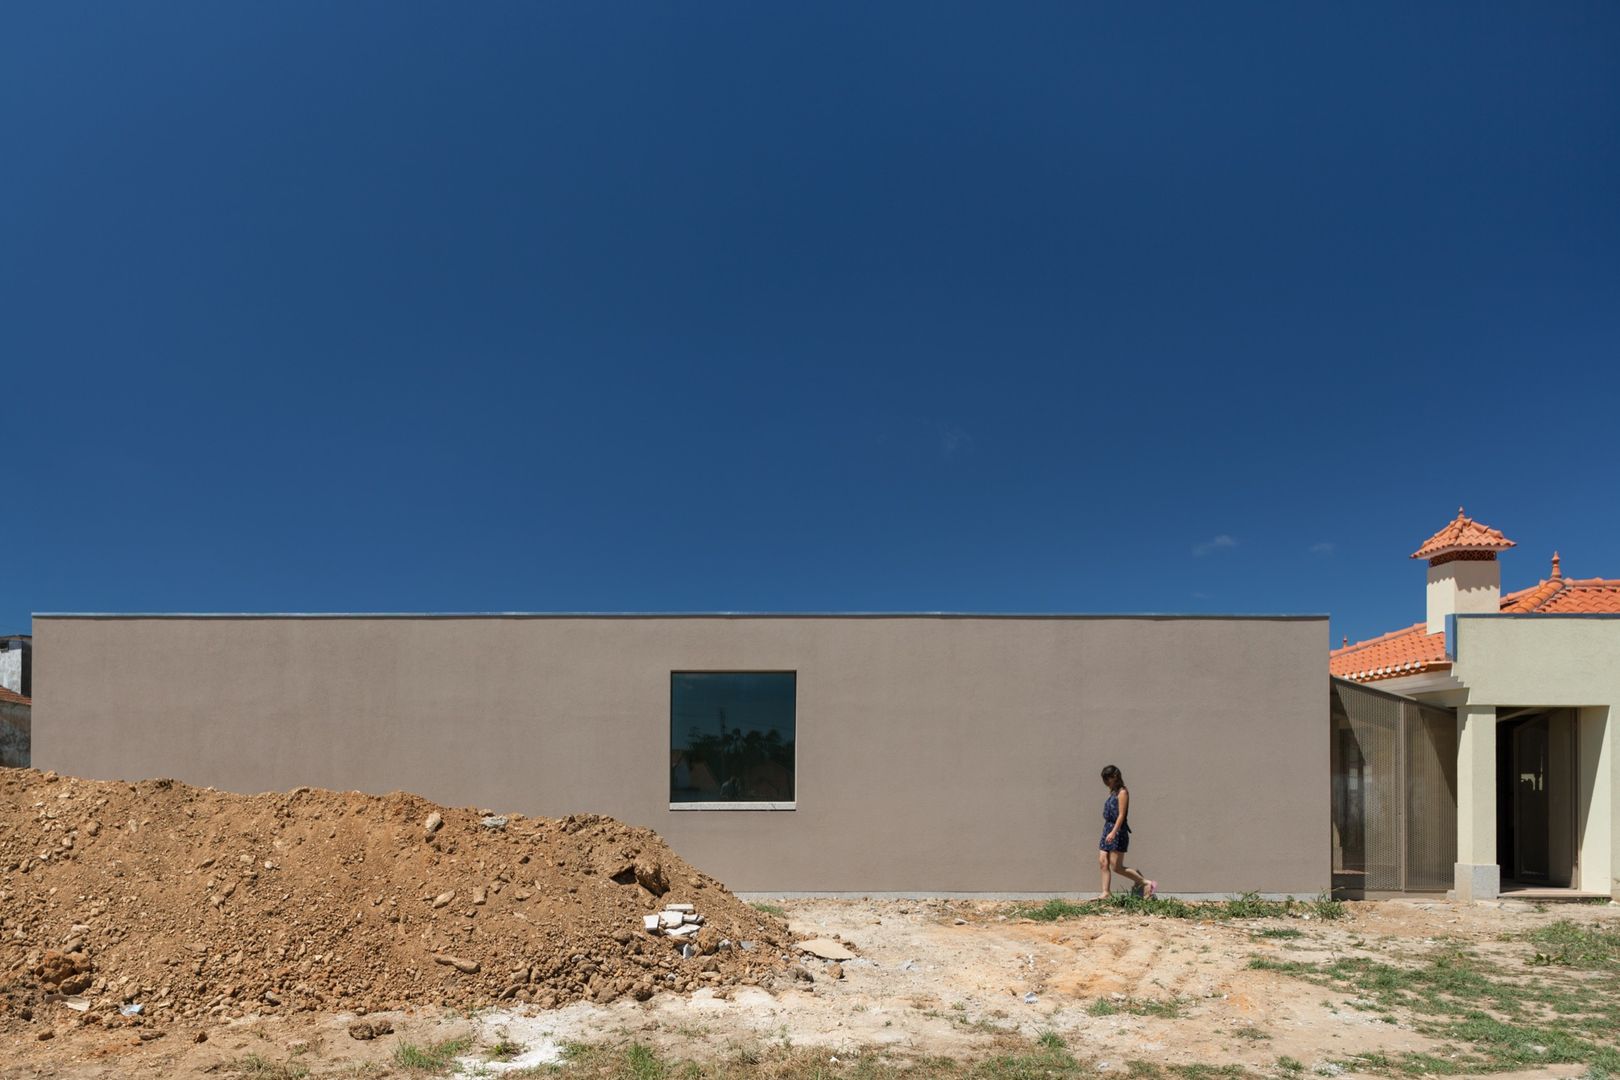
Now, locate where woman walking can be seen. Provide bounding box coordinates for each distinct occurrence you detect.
[1096,765,1156,900]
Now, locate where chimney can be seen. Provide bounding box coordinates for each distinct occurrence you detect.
[1411,507,1515,636]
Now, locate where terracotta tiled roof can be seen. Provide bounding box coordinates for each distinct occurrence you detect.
[1510,575,1620,614]
[1330,622,1448,682]
[1499,576,1565,613]
[0,687,28,706]
[1334,552,1620,683]
[1411,507,1516,561]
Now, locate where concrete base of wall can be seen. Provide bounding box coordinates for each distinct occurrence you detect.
[1453,862,1500,901]
[736,891,1322,901]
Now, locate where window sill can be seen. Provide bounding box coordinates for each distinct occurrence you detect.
[668,801,796,812]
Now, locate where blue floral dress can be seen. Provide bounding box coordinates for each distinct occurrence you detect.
[1099,789,1131,853]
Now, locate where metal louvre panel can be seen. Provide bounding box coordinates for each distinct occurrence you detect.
[1403,703,1459,891]
[1331,682,1403,893]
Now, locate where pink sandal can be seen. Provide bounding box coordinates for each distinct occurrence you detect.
[1145,880,1158,899]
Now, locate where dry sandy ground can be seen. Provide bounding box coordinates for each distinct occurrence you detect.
[3,896,1616,1079]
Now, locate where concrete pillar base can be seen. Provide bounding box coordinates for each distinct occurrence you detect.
[1454,862,1500,902]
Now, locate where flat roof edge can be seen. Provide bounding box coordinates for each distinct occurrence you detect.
[1451,612,1620,620]
[32,611,1330,621]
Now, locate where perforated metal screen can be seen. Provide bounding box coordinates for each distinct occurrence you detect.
[1331,680,1457,895]
[1404,704,1459,891]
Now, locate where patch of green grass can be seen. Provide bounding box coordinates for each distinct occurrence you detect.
[748,901,786,917]
[1117,1064,1259,1080]
[1276,1056,1303,1075]
[1014,892,1344,923]
[1252,927,1303,939]
[1525,920,1620,969]
[528,1035,1283,1080]
[1017,898,1100,921]
[1230,1025,1270,1040]
[1087,995,1184,1018]
[1252,940,1620,1077]
[226,1055,310,1080]
[533,1036,1252,1079]
[623,1042,668,1080]
[393,1035,476,1073]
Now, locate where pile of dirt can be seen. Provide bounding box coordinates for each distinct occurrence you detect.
[0,769,793,1036]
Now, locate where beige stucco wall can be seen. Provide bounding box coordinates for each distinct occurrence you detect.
[1451,615,1620,897]
[32,615,1329,896]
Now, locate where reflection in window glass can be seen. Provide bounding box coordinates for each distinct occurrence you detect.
[670,672,795,803]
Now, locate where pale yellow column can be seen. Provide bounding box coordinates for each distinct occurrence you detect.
[1455,704,1499,900]
[1603,707,1619,900]
[1576,706,1613,896]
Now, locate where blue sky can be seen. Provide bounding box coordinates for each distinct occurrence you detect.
[5,3,1618,647]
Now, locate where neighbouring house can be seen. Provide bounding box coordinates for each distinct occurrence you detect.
[1330,509,1620,900]
[30,613,1326,896]
[0,634,29,698]
[0,635,30,767]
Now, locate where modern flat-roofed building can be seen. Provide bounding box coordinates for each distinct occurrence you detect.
[30,613,1327,897]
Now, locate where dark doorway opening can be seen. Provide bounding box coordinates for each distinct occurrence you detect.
[1496,712,1577,888]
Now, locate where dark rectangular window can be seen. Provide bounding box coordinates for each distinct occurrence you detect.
[670,672,795,804]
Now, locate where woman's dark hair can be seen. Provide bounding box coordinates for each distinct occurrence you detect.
[1100,765,1123,786]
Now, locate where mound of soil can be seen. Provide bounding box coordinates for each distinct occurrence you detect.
[0,769,792,1035]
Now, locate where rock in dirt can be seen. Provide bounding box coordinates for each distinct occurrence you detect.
[423,812,444,836]
[348,1019,394,1040]
[797,938,856,961]
[434,954,481,974]
[635,860,669,896]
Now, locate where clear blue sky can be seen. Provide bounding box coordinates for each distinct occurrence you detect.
[6,4,1618,647]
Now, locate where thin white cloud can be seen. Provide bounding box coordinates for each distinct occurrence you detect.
[938,423,972,460]
[1310,541,1336,555]
[1192,534,1237,557]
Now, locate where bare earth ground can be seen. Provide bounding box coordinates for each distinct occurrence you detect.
[5,894,1618,1079]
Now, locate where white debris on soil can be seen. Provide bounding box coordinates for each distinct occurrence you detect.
[643,902,710,939]
[453,1030,565,1075]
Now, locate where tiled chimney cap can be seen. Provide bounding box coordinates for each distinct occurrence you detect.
[1410,506,1516,562]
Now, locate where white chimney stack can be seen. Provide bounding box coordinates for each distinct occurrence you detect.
[1411,507,1515,636]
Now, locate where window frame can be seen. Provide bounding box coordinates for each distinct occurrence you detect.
[667,669,798,812]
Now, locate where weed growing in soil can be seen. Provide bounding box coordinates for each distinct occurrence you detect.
[226,1054,311,1080]
[748,902,786,917]
[487,1034,527,1061]
[393,1035,475,1073]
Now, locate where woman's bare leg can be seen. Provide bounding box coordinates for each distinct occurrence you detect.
[1110,853,1149,890]
[1096,849,1112,899]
